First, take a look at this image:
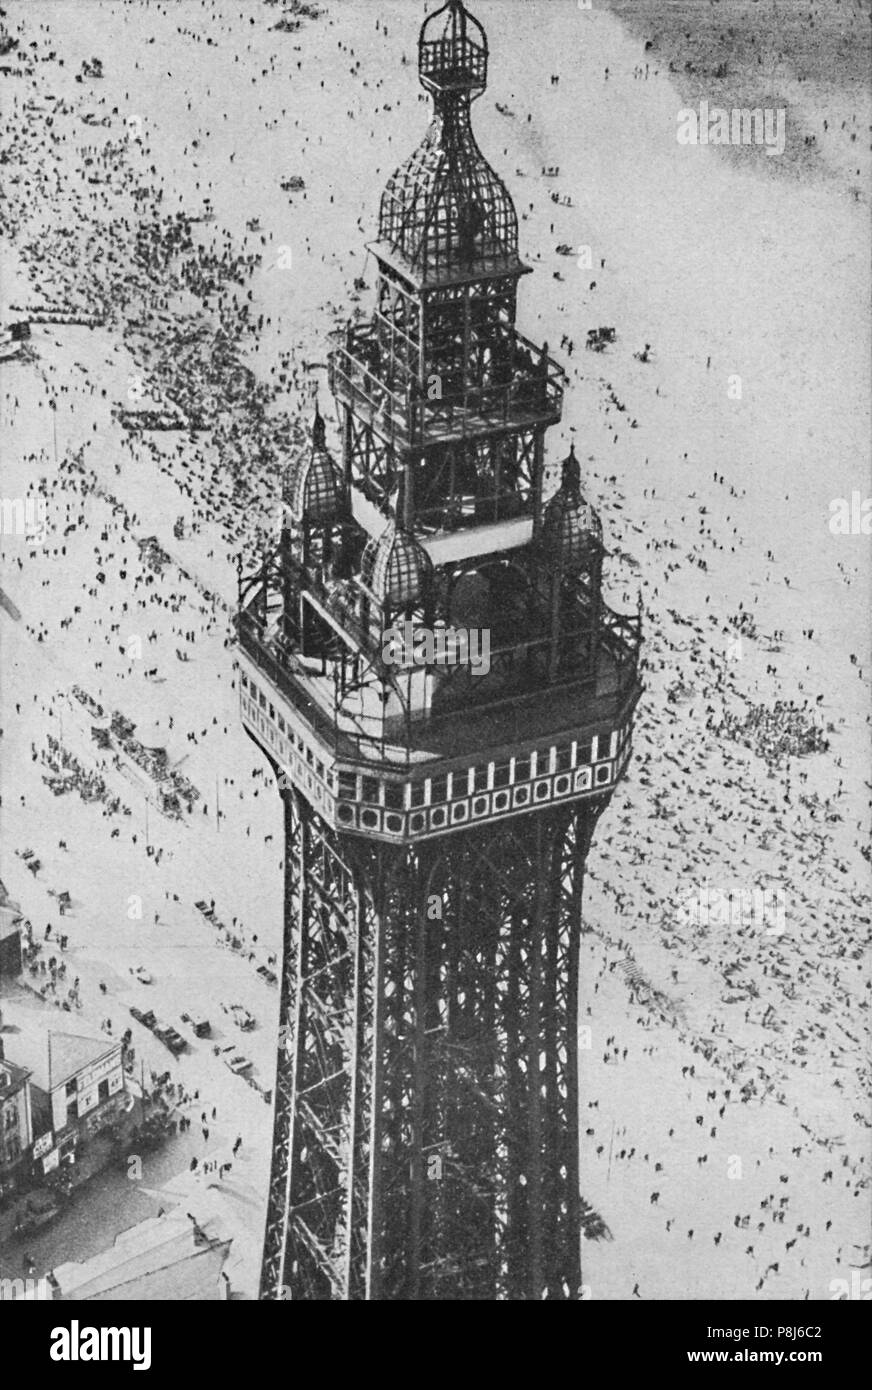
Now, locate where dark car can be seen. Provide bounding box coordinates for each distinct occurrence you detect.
[181,1012,211,1039]
[158,1026,187,1057]
[130,1006,157,1029]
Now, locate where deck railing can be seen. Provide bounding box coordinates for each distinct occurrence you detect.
[419,34,487,91]
[236,577,640,771]
[328,323,564,448]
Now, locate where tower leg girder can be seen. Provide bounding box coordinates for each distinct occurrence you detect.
[261,790,607,1301]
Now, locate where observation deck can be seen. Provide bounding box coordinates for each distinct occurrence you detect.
[235,575,641,845]
[329,324,564,455]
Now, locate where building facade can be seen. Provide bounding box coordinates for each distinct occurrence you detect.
[0,1043,33,1196]
[48,1034,125,1138]
[0,880,23,979]
[11,1028,126,1171]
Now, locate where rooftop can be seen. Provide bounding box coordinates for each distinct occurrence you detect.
[52,1209,232,1301]
[3,1019,120,1093]
[0,877,23,926]
[0,1057,32,1099]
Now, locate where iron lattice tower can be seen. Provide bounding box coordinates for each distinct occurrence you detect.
[237,0,642,1300]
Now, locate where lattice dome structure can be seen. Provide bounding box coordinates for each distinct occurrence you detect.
[285,411,345,523]
[378,2,518,280]
[362,518,433,611]
[542,446,604,571]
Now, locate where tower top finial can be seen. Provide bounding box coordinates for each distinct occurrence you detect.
[419,0,488,97]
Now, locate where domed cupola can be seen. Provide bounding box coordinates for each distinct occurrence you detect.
[377,1,521,282]
[285,407,345,524]
[542,445,604,571]
[362,517,433,612]
[418,0,488,96]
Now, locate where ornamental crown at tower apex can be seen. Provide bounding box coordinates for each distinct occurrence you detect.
[236,0,643,840]
[419,0,488,97]
[379,1,516,280]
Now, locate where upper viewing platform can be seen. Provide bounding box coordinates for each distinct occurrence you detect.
[418,0,488,97]
[329,321,564,455]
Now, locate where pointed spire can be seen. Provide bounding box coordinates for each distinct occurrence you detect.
[561,444,581,500]
[285,410,344,523]
[311,401,326,451]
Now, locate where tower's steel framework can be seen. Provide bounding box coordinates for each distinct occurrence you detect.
[237,0,642,1300]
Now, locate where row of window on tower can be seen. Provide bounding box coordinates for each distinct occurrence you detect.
[336,733,616,811]
[240,657,626,819]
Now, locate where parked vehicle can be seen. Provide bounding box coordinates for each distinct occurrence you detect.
[224,1053,252,1075]
[181,1011,211,1039]
[222,1001,256,1032]
[14,1190,63,1236]
[153,1023,187,1056]
[130,1006,156,1028]
[216,1044,252,1075]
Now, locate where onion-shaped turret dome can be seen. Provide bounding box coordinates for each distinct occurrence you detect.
[362,517,433,610]
[379,125,518,279]
[542,445,604,571]
[378,1,519,281]
[285,408,344,524]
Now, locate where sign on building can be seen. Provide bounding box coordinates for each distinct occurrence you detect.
[33,1131,53,1160]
